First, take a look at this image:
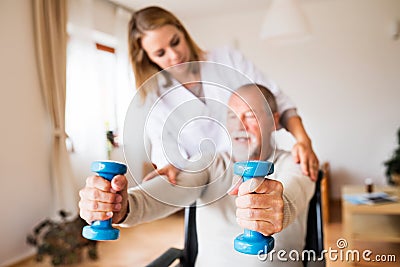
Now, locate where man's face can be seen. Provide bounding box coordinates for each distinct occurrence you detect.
[227,88,275,162]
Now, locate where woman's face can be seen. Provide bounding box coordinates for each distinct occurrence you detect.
[141,25,191,72]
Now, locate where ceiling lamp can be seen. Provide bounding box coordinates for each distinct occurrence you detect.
[260,0,311,41]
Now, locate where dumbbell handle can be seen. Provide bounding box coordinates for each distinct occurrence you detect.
[233,161,274,255]
[82,161,127,241]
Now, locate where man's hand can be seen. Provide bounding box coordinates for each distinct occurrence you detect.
[79,175,129,224]
[228,177,284,236]
[143,164,180,185]
[292,141,319,181]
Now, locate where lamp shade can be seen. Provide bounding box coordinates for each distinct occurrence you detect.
[260,0,310,41]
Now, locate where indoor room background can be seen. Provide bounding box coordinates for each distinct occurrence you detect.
[1,0,399,265]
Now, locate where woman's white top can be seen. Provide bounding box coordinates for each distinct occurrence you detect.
[144,46,296,168]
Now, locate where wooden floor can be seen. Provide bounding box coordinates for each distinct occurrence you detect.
[12,203,400,267]
[13,212,185,267]
[324,201,399,267]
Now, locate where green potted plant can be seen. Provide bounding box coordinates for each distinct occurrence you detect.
[384,127,400,186]
[27,210,98,266]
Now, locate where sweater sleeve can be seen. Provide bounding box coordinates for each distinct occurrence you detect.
[118,155,214,227]
[273,152,315,228]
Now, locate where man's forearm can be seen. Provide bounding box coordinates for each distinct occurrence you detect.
[118,166,209,227]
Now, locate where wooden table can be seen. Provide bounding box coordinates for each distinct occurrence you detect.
[341,185,400,265]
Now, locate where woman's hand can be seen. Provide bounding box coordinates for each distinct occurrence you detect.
[292,141,319,181]
[228,177,284,236]
[79,175,129,224]
[143,164,181,185]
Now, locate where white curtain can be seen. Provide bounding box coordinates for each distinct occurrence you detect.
[33,0,78,216]
[66,0,107,185]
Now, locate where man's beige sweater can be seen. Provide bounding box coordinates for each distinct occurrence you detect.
[119,150,315,266]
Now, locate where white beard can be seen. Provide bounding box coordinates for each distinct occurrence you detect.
[230,130,260,162]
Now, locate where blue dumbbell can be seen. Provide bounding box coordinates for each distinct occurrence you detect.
[82,161,127,241]
[233,160,275,255]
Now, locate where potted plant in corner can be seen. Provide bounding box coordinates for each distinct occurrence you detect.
[384,127,400,186]
[27,210,98,266]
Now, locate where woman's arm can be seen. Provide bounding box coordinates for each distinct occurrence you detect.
[286,116,319,181]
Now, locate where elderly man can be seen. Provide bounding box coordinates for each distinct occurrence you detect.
[79,84,315,266]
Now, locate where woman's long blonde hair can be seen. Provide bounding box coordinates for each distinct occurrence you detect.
[128,6,204,100]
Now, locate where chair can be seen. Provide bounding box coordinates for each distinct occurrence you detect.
[321,162,331,225]
[303,170,326,267]
[146,171,326,267]
[146,203,197,267]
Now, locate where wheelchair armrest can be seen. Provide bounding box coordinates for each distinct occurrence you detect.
[146,247,183,267]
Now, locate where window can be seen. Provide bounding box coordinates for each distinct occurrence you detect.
[66,31,131,161]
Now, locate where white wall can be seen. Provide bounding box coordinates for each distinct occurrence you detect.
[0,0,53,265]
[182,0,400,198]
